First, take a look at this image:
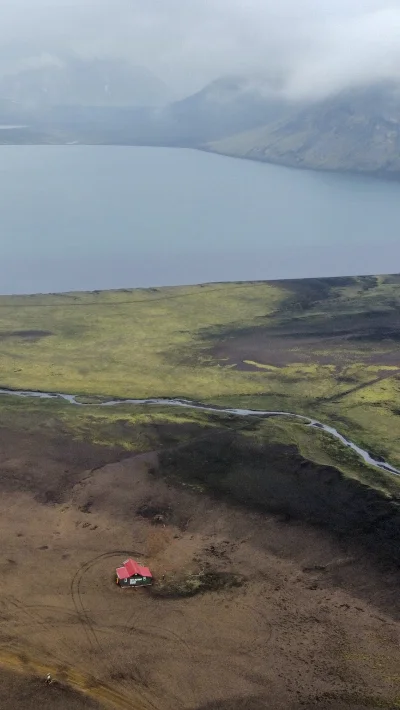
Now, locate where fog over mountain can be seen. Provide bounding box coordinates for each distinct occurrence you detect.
[0,0,399,181]
[0,0,399,100]
[208,81,400,178]
[0,56,170,107]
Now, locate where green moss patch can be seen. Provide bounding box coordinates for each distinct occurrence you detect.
[152,571,244,598]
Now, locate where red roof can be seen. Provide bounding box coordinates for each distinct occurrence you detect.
[116,558,152,580]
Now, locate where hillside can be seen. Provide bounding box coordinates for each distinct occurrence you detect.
[3,76,400,182]
[0,97,28,123]
[0,74,291,147]
[0,56,170,108]
[153,75,290,145]
[208,83,400,178]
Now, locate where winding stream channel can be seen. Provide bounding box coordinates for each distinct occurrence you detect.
[0,387,398,476]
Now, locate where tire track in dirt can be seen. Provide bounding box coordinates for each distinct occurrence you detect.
[69,550,164,710]
[0,648,158,710]
[2,595,77,661]
[1,584,161,710]
[116,580,197,704]
[70,551,143,654]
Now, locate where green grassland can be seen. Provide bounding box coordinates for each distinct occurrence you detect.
[2,274,400,561]
[0,274,399,472]
[0,282,283,397]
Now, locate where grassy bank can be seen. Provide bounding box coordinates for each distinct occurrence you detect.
[0,393,398,498]
[0,275,399,466]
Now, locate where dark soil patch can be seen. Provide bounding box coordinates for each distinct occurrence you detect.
[0,330,53,341]
[159,430,400,574]
[136,502,172,525]
[193,275,400,370]
[78,500,93,514]
[0,426,131,504]
[208,330,400,370]
[0,669,101,710]
[135,494,190,530]
[294,692,398,709]
[193,697,270,710]
[195,697,385,710]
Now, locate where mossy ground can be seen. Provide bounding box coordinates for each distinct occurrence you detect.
[151,571,243,598]
[0,394,399,501]
[0,274,399,478]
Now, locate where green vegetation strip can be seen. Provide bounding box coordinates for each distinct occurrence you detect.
[0,275,399,471]
[1,395,399,500]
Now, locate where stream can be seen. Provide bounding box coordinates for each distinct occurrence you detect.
[0,387,398,476]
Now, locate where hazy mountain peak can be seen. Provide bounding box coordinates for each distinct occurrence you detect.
[0,55,171,107]
[209,79,400,178]
[196,74,286,103]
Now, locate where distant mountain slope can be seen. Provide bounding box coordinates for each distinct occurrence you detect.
[0,56,170,107]
[154,75,291,144]
[208,83,400,178]
[3,71,400,183]
[0,97,32,124]
[15,74,291,147]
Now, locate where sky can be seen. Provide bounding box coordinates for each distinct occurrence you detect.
[0,0,399,98]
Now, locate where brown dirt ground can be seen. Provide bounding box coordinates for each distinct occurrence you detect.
[0,667,101,709]
[1,427,400,710]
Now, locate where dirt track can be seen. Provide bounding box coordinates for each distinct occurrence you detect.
[1,426,400,710]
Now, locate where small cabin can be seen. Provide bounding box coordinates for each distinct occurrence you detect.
[116,558,153,588]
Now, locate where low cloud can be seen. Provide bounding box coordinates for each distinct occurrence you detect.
[285,6,400,99]
[0,0,399,98]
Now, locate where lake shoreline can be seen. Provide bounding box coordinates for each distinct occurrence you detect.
[198,144,400,184]
[2,135,400,183]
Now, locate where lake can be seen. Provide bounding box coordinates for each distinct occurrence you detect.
[1,145,400,294]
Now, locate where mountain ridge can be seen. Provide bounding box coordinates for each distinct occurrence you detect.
[0,55,171,108]
[1,71,399,180]
[207,82,400,178]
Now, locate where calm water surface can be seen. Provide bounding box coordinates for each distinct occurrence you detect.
[1,145,400,294]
